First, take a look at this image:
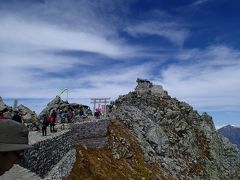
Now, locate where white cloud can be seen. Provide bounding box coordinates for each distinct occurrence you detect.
[0,16,138,58]
[216,124,240,130]
[154,45,240,111]
[125,22,190,46]
[0,0,150,102]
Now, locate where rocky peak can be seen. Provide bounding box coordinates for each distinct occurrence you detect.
[113,79,240,179]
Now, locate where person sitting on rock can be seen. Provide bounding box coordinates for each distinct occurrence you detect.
[4,108,13,119]
[11,110,22,124]
[0,120,32,176]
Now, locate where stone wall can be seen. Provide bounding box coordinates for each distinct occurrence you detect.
[20,131,73,177]
[19,119,109,178]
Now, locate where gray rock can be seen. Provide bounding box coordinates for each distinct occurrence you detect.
[18,104,41,130]
[0,96,8,111]
[39,96,92,121]
[146,127,168,149]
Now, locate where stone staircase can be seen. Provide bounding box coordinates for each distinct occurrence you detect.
[72,118,109,148]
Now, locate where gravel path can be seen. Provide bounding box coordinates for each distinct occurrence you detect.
[29,124,71,145]
[0,164,42,180]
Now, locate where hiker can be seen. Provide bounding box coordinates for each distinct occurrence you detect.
[0,111,6,120]
[0,120,32,176]
[67,109,73,123]
[94,108,101,119]
[52,110,57,131]
[42,114,48,136]
[49,110,56,132]
[4,108,13,119]
[60,110,65,129]
[79,108,84,117]
[12,110,22,124]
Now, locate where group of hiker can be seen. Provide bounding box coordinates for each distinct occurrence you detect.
[41,109,75,136]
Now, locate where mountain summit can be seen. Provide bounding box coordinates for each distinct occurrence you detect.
[111,79,240,179]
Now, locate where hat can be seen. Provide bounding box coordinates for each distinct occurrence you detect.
[0,120,32,152]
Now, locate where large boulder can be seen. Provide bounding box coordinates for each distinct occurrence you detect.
[17,104,41,130]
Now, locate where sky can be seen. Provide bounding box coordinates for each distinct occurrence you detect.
[0,0,240,128]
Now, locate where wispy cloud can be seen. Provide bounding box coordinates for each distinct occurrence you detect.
[191,0,211,6]
[125,22,190,46]
[154,45,240,111]
[0,16,138,58]
[0,0,150,102]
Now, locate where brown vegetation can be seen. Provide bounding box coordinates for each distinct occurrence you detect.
[68,118,172,180]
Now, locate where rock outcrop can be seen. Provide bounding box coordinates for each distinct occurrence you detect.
[17,104,41,130]
[112,79,240,179]
[39,96,92,122]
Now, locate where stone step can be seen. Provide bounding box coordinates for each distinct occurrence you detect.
[72,119,109,139]
[78,137,109,148]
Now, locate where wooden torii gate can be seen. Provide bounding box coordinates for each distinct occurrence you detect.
[90,98,110,118]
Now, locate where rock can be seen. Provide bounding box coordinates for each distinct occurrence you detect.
[18,104,41,130]
[165,109,179,119]
[125,152,134,159]
[0,96,8,111]
[146,127,168,149]
[150,85,166,96]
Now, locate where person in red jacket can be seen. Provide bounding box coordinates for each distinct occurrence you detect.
[0,111,6,120]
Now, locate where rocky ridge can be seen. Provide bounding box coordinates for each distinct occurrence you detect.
[112,79,240,179]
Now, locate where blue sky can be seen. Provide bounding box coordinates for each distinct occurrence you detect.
[0,0,240,128]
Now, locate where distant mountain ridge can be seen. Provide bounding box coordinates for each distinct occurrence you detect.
[218,125,240,149]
